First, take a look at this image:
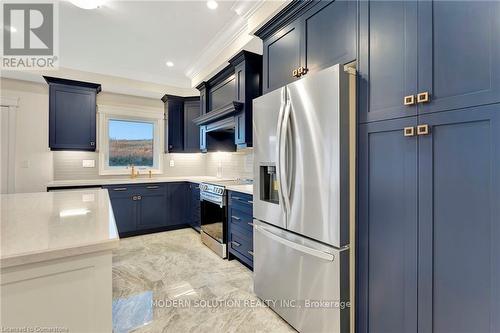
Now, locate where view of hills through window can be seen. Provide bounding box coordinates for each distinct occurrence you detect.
[109,119,154,167]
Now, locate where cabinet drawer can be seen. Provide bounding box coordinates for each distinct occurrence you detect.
[229,207,253,233]
[228,192,253,214]
[136,184,166,194]
[229,231,253,261]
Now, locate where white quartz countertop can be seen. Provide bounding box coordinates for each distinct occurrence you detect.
[226,184,253,195]
[46,176,230,188]
[1,189,119,268]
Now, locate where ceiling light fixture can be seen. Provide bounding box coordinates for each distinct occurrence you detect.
[69,0,105,10]
[166,61,174,67]
[207,0,218,10]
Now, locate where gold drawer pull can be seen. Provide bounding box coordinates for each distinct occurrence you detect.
[146,185,160,189]
[417,92,430,103]
[417,124,430,136]
[403,95,415,106]
[292,69,299,77]
[297,66,308,76]
[404,127,415,137]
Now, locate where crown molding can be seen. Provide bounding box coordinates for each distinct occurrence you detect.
[185,0,266,83]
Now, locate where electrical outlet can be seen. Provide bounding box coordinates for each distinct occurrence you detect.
[169,159,175,167]
[82,160,95,168]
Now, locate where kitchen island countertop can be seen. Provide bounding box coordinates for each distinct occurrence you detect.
[1,189,119,268]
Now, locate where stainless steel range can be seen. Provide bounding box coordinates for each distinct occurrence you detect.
[199,179,252,258]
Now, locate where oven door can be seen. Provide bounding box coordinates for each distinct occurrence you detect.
[200,193,227,246]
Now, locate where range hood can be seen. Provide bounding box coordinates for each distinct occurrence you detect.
[192,101,243,131]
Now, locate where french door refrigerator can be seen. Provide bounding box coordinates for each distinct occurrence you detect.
[253,64,351,333]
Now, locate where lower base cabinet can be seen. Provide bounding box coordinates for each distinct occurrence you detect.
[358,105,500,333]
[105,182,196,236]
[188,183,201,232]
[227,191,254,269]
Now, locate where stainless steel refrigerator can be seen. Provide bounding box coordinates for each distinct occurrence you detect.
[253,64,351,333]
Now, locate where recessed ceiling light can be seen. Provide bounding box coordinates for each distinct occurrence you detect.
[70,0,105,10]
[207,0,218,10]
[166,61,174,67]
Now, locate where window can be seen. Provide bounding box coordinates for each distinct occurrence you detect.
[98,105,164,175]
[108,120,154,167]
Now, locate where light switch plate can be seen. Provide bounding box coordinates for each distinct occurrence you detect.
[82,159,95,168]
[169,159,175,167]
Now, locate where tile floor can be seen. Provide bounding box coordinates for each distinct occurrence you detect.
[112,228,295,332]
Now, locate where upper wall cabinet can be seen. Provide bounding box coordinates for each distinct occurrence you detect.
[417,0,500,114]
[359,0,500,123]
[161,95,200,153]
[44,76,101,151]
[256,0,357,94]
[358,0,418,123]
[195,51,262,151]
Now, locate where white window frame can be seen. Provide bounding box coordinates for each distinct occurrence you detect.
[98,105,164,176]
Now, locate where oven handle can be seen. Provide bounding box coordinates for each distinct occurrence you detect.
[200,194,225,208]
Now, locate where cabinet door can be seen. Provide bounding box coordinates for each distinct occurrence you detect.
[106,187,137,234]
[167,99,184,153]
[166,183,188,227]
[301,0,356,74]
[358,117,418,333]
[183,100,200,153]
[418,1,500,114]
[359,0,418,123]
[49,85,96,150]
[137,185,167,230]
[418,106,500,333]
[263,22,301,93]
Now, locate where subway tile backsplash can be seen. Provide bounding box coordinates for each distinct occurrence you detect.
[52,149,253,181]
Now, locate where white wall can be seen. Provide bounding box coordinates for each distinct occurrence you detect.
[1,79,53,193]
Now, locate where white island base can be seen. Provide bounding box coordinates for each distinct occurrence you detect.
[1,190,119,332]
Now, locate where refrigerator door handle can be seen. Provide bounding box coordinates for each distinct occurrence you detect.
[280,93,292,217]
[276,88,287,220]
[254,224,335,261]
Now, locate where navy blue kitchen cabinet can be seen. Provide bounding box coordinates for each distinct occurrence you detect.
[106,186,138,234]
[359,0,500,123]
[227,191,254,269]
[256,0,356,94]
[136,184,167,231]
[418,1,500,114]
[162,95,200,153]
[262,21,302,93]
[358,106,500,333]
[188,183,201,232]
[44,76,101,151]
[165,182,189,227]
[417,106,500,333]
[357,117,418,333]
[358,0,418,123]
[183,97,201,153]
[105,182,193,236]
[195,51,261,151]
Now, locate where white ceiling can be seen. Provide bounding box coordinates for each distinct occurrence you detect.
[59,0,246,88]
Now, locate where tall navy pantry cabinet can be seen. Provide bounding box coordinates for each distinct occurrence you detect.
[256,1,500,333]
[356,1,500,333]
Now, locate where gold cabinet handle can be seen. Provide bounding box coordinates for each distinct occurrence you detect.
[297,66,308,76]
[404,126,416,137]
[404,95,416,106]
[417,124,430,136]
[292,69,298,77]
[417,92,430,103]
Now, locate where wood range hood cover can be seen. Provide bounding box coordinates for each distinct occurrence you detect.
[192,101,243,131]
